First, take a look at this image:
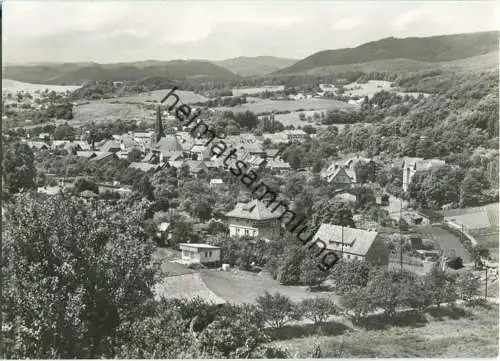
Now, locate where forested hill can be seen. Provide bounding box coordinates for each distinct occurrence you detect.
[277,31,499,74]
[3,60,239,85]
[213,56,297,76]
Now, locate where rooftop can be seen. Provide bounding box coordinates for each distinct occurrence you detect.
[225,199,281,221]
[312,223,379,256]
[178,243,221,249]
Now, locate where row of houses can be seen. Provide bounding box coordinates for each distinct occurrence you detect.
[319,155,447,193]
[222,198,389,265]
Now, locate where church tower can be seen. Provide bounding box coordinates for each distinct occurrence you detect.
[154,105,165,143]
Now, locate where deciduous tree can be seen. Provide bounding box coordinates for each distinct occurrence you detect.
[2,194,158,358]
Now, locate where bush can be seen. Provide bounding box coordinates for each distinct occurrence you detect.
[447,256,464,270]
[456,270,480,302]
[300,297,338,324]
[330,259,372,294]
[256,291,295,328]
[341,287,374,323]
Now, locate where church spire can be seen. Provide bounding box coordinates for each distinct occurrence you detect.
[155,105,165,142]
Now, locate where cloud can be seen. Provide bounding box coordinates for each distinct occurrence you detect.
[332,18,364,31]
[390,8,428,31]
[2,1,497,63]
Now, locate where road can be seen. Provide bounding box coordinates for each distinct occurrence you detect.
[416,224,473,263]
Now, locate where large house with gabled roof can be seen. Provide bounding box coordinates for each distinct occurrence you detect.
[225,199,282,240]
[312,223,389,265]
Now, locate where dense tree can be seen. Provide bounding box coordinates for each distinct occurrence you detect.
[365,269,406,318]
[299,254,329,287]
[73,178,99,194]
[2,142,36,194]
[311,200,355,229]
[53,124,75,140]
[133,175,155,201]
[354,160,376,183]
[232,110,259,130]
[2,194,158,358]
[116,312,193,358]
[330,259,372,294]
[460,168,489,207]
[424,265,457,309]
[276,245,305,285]
[409,165,463,209]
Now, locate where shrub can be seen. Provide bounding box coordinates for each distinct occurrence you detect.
[300,297,338,324]
[456,270,480,302]
[330,259,372,294]
[256,291,295,328]
[341,287,374,323]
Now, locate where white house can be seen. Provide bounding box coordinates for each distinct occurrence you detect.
[402,157,445,192]
[178,243,221,266]
[225,199,282,240]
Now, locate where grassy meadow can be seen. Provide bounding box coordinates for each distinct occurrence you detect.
[214,98,357,115]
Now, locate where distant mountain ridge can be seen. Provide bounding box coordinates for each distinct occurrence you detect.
[4,31,498,85]
[277,31,499,75]
[213,56,297,76]
[3,60,238,85]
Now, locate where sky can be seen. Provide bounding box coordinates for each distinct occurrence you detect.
[2,0,499,64]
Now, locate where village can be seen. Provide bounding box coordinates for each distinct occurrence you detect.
[1,3,498,357]
[4,85,498,305]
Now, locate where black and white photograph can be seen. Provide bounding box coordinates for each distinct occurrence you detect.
[1,0,499,358]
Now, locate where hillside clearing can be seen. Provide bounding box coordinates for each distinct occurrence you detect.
[115,89,208,105]
[72,100,147,123]
[214,98,357,115]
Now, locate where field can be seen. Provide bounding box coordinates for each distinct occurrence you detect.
[273,110,326,127]
[72,100,148,123]
[2,78,82,93]
[214,98,357,115]
[152,249,334,305]
[269,304,499,358]
[272,110,365,132]
[115,88,208,105]
[232,85,285,96]
[201,269,337,304]
[344,80,430,99]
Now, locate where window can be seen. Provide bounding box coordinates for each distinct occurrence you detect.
[245,229,249,235]
[347,255,351,259]
[209,251,212,257]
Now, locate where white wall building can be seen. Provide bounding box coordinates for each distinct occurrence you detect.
[178,243,221,265]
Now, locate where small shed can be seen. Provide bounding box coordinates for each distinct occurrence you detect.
[209,178,224,187]
[178,243,221,267]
